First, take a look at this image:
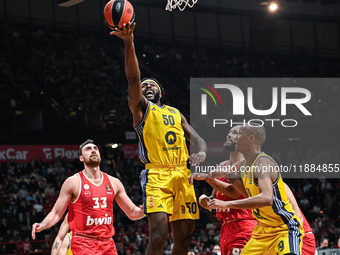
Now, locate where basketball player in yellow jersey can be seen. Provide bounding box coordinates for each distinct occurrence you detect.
[51,213,72,255]
[112,23,207,255]
[208,124,304,255]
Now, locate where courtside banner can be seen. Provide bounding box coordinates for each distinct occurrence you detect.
[190,78,340,178]
[0,145,81,163]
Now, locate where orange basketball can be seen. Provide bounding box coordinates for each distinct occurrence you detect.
[104,0,135,30]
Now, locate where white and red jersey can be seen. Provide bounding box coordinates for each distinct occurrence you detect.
[68,170,115,240]
[215,161,254,222]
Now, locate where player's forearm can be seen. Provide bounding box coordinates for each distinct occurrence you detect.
[228,193,273,209]
[208,171,227,179]
[194,136,207,153]
[124,41,141,84]
[40,211,62,231]
[210,172,247,198]
[127,206,145,220]
[207,179,240,199]
[51,237,63,255]
[229,178,248,197]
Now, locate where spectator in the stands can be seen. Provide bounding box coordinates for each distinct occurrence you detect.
[0,218,10,238]
[27,177,39,193]
[17,184,29,199]
[316,237,329,252]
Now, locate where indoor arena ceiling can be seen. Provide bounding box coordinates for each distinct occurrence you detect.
[133,0,339,17]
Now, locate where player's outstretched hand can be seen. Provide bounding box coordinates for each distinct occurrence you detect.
[188,152,206,167]
[31,222,46,240]
[207,198,230,210]
[199,194,212,211]
[110,22,135,42]
[188,172,209,185]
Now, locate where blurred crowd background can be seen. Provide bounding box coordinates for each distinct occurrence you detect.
[1,148,340,254]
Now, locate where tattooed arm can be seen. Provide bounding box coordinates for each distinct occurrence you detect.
[51,213,70,255]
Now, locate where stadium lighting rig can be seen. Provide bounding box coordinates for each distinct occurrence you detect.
[261,1,279,12]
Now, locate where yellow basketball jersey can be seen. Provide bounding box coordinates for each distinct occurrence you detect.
[66,232,73,255]
[241,152,302,227]
[134,101,188,165]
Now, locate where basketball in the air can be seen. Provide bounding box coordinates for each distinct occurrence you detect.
[104,0,135,30]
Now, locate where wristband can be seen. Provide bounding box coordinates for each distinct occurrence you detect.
[198,151,206,157]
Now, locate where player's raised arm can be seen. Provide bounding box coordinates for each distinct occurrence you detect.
[111,22,147,124]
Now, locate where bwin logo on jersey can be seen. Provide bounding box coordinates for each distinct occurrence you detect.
[86,214,112,226]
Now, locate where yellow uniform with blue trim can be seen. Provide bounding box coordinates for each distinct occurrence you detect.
[135,101,199,221]
[66,232,72,255]
[240,153,304,255]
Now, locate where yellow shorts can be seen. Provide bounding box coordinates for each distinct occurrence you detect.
[140,164,199,222]
[241,222,304,255]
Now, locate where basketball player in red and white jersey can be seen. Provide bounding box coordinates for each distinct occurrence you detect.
[32,139,145,255]
[284,183,316,255]
[198,126,257,255]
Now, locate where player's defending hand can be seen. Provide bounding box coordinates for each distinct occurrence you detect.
[110,22,135,43]
[188,172,208,185]
[199,194,212,212]
[207,198,230,211]
[188,152,206,167]
[31,222,46,240]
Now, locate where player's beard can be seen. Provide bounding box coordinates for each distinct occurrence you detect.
[148,91,160,104]
[223,141,236,152]
[84,156,101,168]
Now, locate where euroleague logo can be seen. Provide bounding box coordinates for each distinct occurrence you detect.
[106,184,112,192]
[115,2,121,12]
[165,131,177,145]
[127,8,132,14]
